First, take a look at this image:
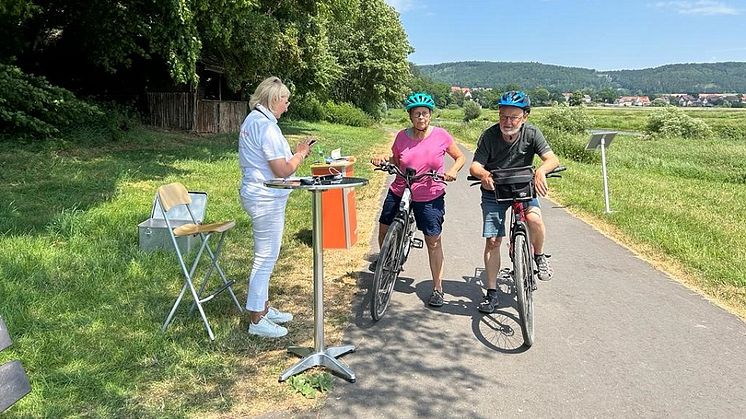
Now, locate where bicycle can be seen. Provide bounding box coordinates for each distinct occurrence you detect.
[468,165,565,347]
[370,161,445,321]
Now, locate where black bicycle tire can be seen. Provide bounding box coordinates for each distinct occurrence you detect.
[371,220,404,320]
[514,233,535,347]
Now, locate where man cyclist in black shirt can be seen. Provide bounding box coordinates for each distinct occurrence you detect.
[469,91,561,313]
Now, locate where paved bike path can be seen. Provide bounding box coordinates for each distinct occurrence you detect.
[316,145,746,418]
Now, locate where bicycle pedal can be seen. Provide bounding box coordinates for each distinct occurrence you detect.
[411,238,424,249]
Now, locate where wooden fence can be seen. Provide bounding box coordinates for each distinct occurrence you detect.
[197,100,247,133]
[146,93,247,133]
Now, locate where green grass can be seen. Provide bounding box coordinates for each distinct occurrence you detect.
[0,121,388,417]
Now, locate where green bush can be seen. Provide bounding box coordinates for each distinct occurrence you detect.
[0,63,104,141]
[538,104,595,134]
[644,106,713,140]
[323,101,373,127]
[543,127,599,164]
[287,94,326,122]
[463,100,482,122]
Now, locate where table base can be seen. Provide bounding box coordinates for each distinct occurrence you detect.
[279,345,356,382]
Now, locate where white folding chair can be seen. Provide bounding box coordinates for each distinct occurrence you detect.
[158,183,242,340]
[1,317,31,413]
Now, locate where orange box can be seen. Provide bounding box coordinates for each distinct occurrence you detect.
[311,158,357,249]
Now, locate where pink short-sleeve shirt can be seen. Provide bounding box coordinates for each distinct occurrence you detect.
[389,126,454,202]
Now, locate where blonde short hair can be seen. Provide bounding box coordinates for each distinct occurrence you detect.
[249,76,290,113]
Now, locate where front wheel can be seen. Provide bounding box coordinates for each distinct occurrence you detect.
[513,233,535,347]
[371,220,404,320]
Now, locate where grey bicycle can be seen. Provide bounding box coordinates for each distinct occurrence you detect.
[371,162,445,321]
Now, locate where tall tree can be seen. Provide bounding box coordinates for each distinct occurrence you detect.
[196,0,341,95]
[328,0,412,116]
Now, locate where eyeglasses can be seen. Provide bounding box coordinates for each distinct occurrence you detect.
[499,114,524,123]
[411,111,431,118]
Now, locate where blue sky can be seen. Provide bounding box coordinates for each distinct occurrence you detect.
[384,0,746,70]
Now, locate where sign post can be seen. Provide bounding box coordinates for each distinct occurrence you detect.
[586,131,617,214]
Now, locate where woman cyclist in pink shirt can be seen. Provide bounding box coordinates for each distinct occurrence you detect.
[372,92,466,307]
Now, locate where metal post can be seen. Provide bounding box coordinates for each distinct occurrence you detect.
[312,190,325,351]
[600,137,612,213]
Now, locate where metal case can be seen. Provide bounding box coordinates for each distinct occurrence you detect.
[137,191,207,253]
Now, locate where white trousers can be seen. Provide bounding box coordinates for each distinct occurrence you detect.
[241,193,288,312]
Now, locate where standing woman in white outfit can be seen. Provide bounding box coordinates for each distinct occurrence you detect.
[239,76,313,338]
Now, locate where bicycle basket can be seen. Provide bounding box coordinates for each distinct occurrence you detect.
[491,166,535,202]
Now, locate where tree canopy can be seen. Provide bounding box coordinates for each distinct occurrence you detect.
[1,0,413,114]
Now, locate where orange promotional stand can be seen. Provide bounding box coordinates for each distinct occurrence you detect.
[310,157,358,249]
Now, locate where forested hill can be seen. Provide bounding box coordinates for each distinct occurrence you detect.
[418,61,746,93]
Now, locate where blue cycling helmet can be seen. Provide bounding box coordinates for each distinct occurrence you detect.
[404,92,436,111]
[498,90,531,111]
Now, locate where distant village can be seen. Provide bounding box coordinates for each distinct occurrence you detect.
[450,86,746,107]
[566,92,746,107]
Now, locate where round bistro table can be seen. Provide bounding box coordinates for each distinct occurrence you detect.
[265,176,368,382]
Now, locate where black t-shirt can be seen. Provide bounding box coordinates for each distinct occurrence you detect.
[472,122,552,198]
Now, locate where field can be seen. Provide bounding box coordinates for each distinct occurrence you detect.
[1,106,745,416]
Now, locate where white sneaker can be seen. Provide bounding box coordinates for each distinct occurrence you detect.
[266,307,293,324]
[248,317,287,338]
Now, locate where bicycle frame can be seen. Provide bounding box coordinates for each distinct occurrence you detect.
[369,162,443,320]
[384,165,437,271]
[394,186,419,269]
[507,201,535,290]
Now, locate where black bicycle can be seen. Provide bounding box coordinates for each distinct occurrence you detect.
[371,162,445,321]
[469,165,565,346]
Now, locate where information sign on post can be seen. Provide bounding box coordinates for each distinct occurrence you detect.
[585,131,617,214]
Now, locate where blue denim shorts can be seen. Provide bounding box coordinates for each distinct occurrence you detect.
[481,194,540,237]
[379,190,445,237]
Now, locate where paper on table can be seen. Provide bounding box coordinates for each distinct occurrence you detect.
[330,148,342,159]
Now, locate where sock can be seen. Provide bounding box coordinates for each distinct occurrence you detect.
[486,288,497,296]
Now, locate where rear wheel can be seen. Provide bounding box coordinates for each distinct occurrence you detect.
[513,233,535,347]
[371,220,404,320]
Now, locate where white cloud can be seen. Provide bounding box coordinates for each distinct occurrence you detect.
[655,1,741,15]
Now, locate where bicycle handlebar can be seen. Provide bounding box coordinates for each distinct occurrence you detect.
[466,165,567,186]
[373,161,447,185]
[546,165,567,178]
